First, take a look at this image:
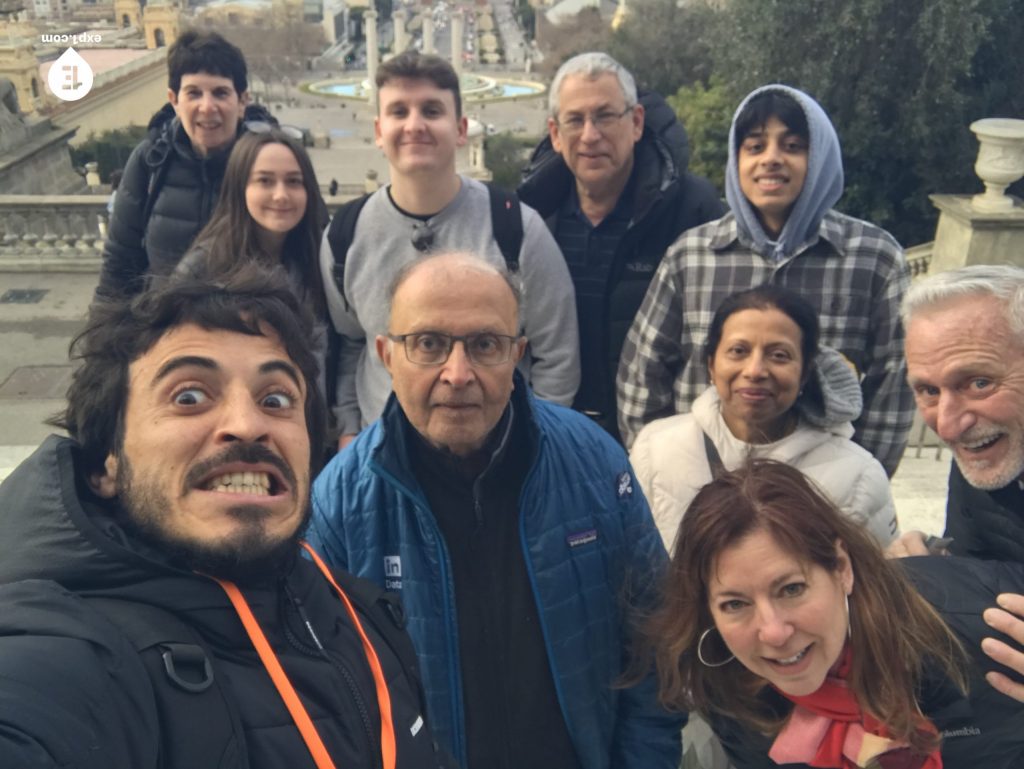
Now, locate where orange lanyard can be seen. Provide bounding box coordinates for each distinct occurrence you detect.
[212,541,397,769]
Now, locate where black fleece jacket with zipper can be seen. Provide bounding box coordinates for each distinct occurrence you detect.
[0,435,452,769]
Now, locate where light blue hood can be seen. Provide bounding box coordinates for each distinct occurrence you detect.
[724,84,844,261]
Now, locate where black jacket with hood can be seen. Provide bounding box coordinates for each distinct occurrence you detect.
[96,102,275,299]
[709,556,1024,769]
[518,92,724,425]
[0,436,451,769]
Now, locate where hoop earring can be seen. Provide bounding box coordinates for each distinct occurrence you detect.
[697,627,735,668]
[845,592,852,640]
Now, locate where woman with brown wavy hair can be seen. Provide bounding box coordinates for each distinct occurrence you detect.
[645,459,1024,769]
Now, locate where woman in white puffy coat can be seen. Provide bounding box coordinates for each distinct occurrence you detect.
[630,285,898,552]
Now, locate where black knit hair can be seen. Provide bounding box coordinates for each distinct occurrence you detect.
[733,90,808,151]
[167,29,248,95]
[52,265,325,477]
[704,284,820,385]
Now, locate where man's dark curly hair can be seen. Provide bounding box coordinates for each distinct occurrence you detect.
[52,265,325,477]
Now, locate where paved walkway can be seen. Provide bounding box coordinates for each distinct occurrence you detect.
[0,270,949,537]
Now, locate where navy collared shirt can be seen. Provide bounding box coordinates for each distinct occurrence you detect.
[553,178,635,416]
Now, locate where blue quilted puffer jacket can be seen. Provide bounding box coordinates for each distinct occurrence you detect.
[309,384,682,769]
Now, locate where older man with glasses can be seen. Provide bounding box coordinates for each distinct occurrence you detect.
[310,251,681,769]
[320,51,579,451]
[519,52,724,442]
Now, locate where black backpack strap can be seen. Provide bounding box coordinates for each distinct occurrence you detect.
[325,193,372,311]
[701,431,726,479]
[86,597,246,769]
[323,193,370,419]
[485,183,523,273]
[323,568,460,769]
[329,571,428,715]
[140,132,173,236]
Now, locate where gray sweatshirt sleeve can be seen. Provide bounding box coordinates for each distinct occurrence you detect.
[517,204,580,406]
[319,228,365,435]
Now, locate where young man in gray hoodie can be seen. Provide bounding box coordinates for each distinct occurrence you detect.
[320,52,579,449]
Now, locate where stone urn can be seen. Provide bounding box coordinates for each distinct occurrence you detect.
[970,118,1024,212]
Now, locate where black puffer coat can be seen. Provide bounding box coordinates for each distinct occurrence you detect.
[710,556,1024,769]
[0,436,452,769]
[518,92,724,426]
[95,103,275,299]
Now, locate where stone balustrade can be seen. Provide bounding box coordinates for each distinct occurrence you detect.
[0,193,364,272]
[904,243,932,279]
[0,195,108,271]
[0,194,947,279]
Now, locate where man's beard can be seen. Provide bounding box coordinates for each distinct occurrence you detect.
[952,424,1024,492]
[114,444,311,584]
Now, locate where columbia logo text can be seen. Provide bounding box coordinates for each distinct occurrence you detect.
[940,726,981,739]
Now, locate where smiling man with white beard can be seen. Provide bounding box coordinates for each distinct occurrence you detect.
[891,263,1024,705]
[900,264,1024,560]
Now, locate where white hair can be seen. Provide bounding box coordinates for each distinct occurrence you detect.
[548,52,638,118]
[901,263,1024,336]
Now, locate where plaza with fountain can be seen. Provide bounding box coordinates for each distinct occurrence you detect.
[303,7,545,106]
[307,72,544,103]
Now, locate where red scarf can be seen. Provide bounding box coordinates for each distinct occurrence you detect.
[768,646,942,769]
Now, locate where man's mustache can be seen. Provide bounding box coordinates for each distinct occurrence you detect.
[183,443,298,493]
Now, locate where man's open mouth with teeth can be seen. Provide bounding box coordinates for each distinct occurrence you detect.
[186,443,295,500]
[958,432,1004,454]
[206,470,276,496]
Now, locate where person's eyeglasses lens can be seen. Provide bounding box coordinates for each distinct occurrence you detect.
[402,332,513,366]
[560,107,631,136]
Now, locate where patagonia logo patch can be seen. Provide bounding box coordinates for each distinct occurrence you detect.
[567,529,598,548]
[616,471,634,498]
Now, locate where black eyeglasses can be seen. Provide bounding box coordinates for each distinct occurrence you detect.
[244,120,304,143]
[411,221,435,253]
[388,332,520,366]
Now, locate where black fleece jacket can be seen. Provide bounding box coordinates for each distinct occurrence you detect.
[0,436,451,769]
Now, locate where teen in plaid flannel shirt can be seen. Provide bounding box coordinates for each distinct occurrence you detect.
[616,85,912,475]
